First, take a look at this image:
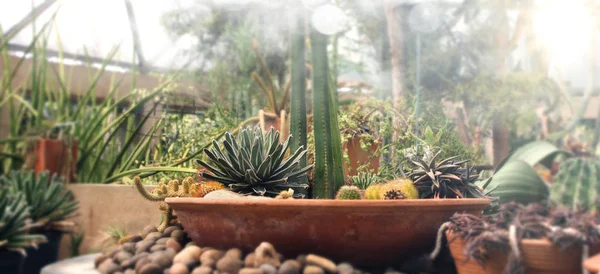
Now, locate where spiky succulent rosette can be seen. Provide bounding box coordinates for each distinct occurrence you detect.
[408,152,484,199]
[197,127,312,198]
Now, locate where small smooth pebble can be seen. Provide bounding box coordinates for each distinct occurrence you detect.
[166,238,183,252]
[279,260,301,274]
[239,268,263,274]
[143,225,159,238]
[305,254,336,273]
[174,246,202,264]
[244,252,256,268]
[124,270,136,274]
[164,248,178,259]
[136,257,152,273]
[254,242,280,267]
[303,266,325,274]
[139,263,163,274]
[151,244,167,252]
[146,232,163,242]
[121,243,136,254]
[295,255,306,267]
[162,226,179,237]
[98,258,120,274]
[200,259,216,268]
[259,263,277,274]
[129,235,143,243]
[384,269,403,274]
[225,248,242,260]
[171,230,185,242]
[216,256,242,274]
[169,263,190,274]
[156,238,170,245]
[200,249,224,264]
[336,263,354,274]
[191,266,213,274]
[137,241,155,254]
[114,251,132,263]
[152,252,173,269]
[181,259,200,269]
[95,254,109,267]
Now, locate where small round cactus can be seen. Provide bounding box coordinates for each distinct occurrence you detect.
[365,178,418,200]
[336,185,362,200]
[191,181,226,198]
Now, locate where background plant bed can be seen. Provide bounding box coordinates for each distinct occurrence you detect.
[58,184,161,259]
[446,231,594,274]
[166,197,490,267]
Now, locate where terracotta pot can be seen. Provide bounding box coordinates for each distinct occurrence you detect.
[166,197,490,267]
[447,231,589,274]
[259,110,288,142]
[34,139,78,183]
[584,253,600,273]
[343,137,380,177]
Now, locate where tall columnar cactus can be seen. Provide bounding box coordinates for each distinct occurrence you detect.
[134,176,195,232]
[550,157,600,212]
[310,15,347,199]
[289,1,308,169]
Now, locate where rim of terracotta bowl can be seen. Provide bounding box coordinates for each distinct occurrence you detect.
[447,230,558,247]
[165,197,491,209]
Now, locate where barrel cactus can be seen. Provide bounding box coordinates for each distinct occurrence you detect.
[550,157,600,212]
[336,185,362,200]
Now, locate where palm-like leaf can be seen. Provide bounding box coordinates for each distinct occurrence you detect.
[197,127,312,197]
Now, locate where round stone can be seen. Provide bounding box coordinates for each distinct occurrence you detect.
[216,256,242,274]
[169,263,190,274]
[279,260,301,274]
[142,225,158,238]
[138,263,162,274]
[166,238,182,252]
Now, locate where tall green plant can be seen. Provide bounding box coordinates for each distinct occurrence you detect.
[310,24,346,199]
[290,4,307,168]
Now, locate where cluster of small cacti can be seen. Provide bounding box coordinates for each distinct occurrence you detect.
[134,176,197,232]
[335,178,419,200]
[550,157,600,212]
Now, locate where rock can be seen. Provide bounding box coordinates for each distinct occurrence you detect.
[239,268,263,274]
[139,263,163,274]
[200,249,224,264]
[129,235,143,243]
[137,240,155,254]
[259,263,277,274]
[114,251,133,263]
[384,269,403,274]
[186,242,197,248]
[175,246,202,264]
[244,252,256,268]
[166,238,183,252]
[151,251,173,269]
[95,254,109,267]
[169,263,190,274]
[306,255,336,273]
[181,259,200,269]
[303,266,324,274]
[171,230,185,243]
[151,244,167,252]
[295,255,306,267]
[122,242,136,254]
[225,248,243,260]
[216,256,243,274]
[135,257,152,273]
[143,225,159,238]
[120,252,149,269]
[98,258,120,274]
[146,232,163,242]
[156,238,170,245]
[279,260,301,274]
[164,248,178,260]
[103,247,119,256]
[124,270,136,274]
[191,266,213,274]
[162,226,179,238]
[336,263,354,274]
[200,259,216,268]
[254,242,280,267]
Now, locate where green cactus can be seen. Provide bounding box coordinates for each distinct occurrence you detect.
[134,176,195,232]
[335,186,362,200]
[550,157,600,212]
[349,172,380,190]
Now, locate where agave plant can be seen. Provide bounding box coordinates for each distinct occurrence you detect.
[408,151,484,199]
[197,127,312,198]
[349,172,380,190]
[0,190,47,255]
[0,170,79,232]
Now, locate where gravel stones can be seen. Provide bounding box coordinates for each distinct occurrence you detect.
[216,255,243,274]
[305,254,336,273]
[279,260,301,274]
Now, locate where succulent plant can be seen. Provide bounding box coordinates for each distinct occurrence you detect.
[0,190,47,255]
[134,176,195,232]
[550,157,600,212]
[0,170,79,232]
[190,181,226,198]
[336,186,362,200]
[408,152,484,199]
[364,178,418,200]
[197,127,312,198]
[349,172,380,190]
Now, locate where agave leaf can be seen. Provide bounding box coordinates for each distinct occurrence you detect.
[428,151,442,169]
[439,174,462,181]
[201,173,239,185]
[252,186,267,195]
[196,159,227,177]
[257,156,272,179]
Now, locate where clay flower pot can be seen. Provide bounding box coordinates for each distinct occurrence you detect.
[33,139,78,183]
[259,109,288,142]
[166,197,490,267]
[343,136,380,177]
[447,231,590,274]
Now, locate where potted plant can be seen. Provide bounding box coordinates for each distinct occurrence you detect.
[0,169,79,274]
[24,123,78,183]
[442,202,600,274]
[0,190,47,274]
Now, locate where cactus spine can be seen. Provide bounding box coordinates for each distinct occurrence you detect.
[134,176,195,232]
[336,186,362,200]
[550,157,600,212]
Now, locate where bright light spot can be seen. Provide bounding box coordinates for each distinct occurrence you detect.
[302,0,329,9]
[533,1,593,63]
[311,4,347,35]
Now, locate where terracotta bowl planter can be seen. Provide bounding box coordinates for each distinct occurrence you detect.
[33,139,78,182]
[447,231,591,274]
[343,137,380,177]
[166,198,490,267]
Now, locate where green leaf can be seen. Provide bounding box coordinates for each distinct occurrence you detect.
[502,141,566,169]
[482,160,549,204]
